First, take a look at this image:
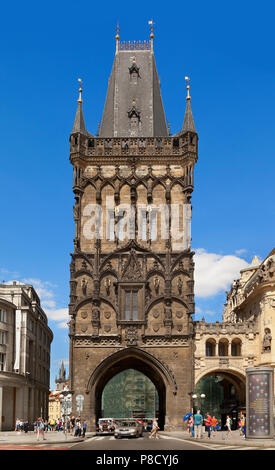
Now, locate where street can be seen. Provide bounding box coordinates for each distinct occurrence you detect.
[68,433,270,451]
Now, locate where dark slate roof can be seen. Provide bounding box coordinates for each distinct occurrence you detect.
[182,98,196,133]
[99,49,168,137]
[72,100,88,135]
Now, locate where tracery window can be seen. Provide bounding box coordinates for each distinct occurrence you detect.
[124,289,138,321]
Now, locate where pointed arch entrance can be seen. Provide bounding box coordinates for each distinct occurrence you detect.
[86,348,178,431]
[194,368,246,429]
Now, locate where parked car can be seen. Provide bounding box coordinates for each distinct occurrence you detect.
[114,420,143,439]
[97,418,116,435]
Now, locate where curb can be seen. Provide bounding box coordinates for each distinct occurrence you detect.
[160,433,275,448]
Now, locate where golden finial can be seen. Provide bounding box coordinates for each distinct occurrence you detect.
[77,78,83,103]
[185,76,191,100]
[148,20,154,51]
[116,22,120,53]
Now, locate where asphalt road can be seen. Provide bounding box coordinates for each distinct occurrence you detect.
[69,433,230,450]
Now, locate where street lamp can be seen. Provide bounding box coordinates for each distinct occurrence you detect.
[59,393,72,438]
[192,393,206,415]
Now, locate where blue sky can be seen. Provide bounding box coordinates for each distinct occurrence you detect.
[1,0,274,388]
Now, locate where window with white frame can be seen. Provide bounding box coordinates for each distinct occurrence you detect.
[0,309,7,323]
[0,331,7,345]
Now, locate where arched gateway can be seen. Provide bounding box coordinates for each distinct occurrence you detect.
[68,30,198,431]
[86,348,178,430]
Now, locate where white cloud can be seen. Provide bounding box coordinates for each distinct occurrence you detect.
[194,248,249,298]
[23,278,56,303]
[235,248,247,256]
[44,308,69,329]
[3,276,69,329]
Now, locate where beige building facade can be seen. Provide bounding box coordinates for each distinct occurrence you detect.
[0,282,53,430]
[193,248,275,420]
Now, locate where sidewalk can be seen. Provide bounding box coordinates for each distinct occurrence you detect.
[0,430,93,445]
[160,429,275,448]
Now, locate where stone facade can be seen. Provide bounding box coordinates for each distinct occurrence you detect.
[0,282,53,430]
[68,33,198,431]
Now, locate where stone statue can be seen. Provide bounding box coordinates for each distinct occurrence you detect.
[104,277,111,296]
[177,277,183,295]
[263,329,272,352]
[81,278,88,296]
[73,200,80,220]
[154,276,160,295]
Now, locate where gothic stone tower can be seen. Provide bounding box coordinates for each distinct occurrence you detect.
[68,28,198,431]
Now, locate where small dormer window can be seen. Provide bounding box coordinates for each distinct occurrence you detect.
[128,102,141,137]
[129,62,140,84]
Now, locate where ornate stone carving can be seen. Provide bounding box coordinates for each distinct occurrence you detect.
[91,306,100,322]
[153,310,160,319]
[125,326,138,346]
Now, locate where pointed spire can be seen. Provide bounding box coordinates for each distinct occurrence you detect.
[182,76,196,133]
[72,78,87,134]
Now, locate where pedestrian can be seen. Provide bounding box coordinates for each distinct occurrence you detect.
[44,419,48,432]
[74,420,81,437]
[211,416,218,436]
[36,417,46,441]
[205,412,212,438]
[194,410,203,439]
[149,418,159,439]
[15,418,20,432]
[225,415,232,437]
[187,416,194,437]
[82,420,87,438]
[49,418,55,431]
[241,413,246,438]
[238,417,243,436]
[23,419,29,433]
[66,418,71,434]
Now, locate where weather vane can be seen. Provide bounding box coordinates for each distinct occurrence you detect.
[185,76,191,100]
[148,20,155,51]
[78,78,83,103]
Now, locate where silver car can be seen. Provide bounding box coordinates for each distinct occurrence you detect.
[114,420,143,439]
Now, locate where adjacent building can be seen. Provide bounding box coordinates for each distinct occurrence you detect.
[0,281,53,430]
[193,248,275,426]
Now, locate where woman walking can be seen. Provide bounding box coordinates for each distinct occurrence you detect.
[211,416,218,436]
[149,418,159,439]
[36,417,46,441]
[187,415,194,437]
[225,415,232,437]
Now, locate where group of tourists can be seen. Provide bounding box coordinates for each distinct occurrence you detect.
[186,410,246,439]
[15,416,87,439]
[47,416,87,437]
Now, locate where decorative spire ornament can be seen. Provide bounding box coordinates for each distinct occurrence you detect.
[78,78,83,103]
[116,23,120,54]
[148,20,154,51]
[185,76,191,100]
